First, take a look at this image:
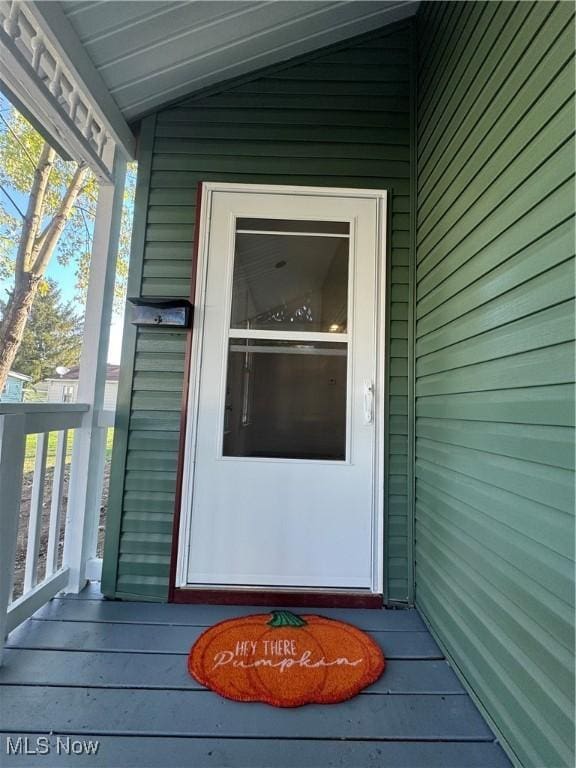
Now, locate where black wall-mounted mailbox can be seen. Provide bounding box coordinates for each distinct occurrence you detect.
[128,298,192,328]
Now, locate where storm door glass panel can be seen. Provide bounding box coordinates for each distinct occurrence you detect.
[231,219,350,333]
[223,340,347,460]
[224,217,351,461]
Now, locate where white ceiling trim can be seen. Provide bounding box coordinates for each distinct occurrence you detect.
[103,2,276,81]
[76,1,193,46]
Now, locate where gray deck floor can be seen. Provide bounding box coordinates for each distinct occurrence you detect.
[0,584,511,767]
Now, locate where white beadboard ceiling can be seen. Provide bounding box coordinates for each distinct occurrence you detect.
[57,0,419,122]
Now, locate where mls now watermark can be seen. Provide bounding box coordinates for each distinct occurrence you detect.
[4,736,100,757]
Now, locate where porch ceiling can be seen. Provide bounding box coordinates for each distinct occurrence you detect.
[56,0,420,122]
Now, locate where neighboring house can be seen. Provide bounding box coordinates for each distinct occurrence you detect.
[44,364,119,410]
[0,371,31,403]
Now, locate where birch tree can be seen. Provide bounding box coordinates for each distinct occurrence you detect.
[0,98,131,390]
[1,279,82,384]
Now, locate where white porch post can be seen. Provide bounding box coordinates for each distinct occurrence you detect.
[0,414,26,661]
[63,145,126,593]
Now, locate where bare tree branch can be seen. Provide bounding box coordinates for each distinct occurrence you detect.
[74,203,96,219]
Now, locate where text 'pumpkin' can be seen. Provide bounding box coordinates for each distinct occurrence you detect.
[188,610,386,707]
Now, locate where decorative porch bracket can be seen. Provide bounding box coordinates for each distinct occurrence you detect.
[63,145,127,593]
[0,0,135,181]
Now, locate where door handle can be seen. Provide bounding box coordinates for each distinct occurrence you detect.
[364,381,374,424]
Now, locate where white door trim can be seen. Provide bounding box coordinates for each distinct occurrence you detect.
[175,183,387,593]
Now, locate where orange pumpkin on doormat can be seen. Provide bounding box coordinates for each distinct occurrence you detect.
[188,610,385,707]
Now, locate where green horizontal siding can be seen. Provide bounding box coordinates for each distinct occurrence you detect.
[103,23,416,604]
[415,3,575,768]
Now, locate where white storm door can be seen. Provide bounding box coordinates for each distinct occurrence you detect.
[182,187,384,590]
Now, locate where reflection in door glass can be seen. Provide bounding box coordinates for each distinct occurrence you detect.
[236,218,350,235]
[230,223,350,333]
[223,340,347,460]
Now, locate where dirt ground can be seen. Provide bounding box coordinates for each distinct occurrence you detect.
[12,460,110,600]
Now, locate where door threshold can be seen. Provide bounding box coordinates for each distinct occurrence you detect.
[172,586,383,608]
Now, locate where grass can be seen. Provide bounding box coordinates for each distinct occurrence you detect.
[23,429,114,474]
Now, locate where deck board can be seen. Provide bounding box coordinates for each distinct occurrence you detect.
[6,619,440,658]
[0,587,512,767]
[2,687,493,740]
[33,598,427,630]
[0,649,465,694]
[0,735,513,767]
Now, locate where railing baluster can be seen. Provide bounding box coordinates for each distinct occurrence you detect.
[0,404,94,663]
[46,429,68,576]
[23,432,48,593]
[0,413,26,663]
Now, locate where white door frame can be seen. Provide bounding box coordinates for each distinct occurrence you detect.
[176,182,388,594]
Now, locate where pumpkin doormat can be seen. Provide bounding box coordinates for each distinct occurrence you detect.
[188,610,385,707]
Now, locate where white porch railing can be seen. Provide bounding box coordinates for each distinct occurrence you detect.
[0,402,113,662]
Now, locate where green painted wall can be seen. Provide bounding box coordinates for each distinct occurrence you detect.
[415,3,575,767]
[103,22,416,604]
